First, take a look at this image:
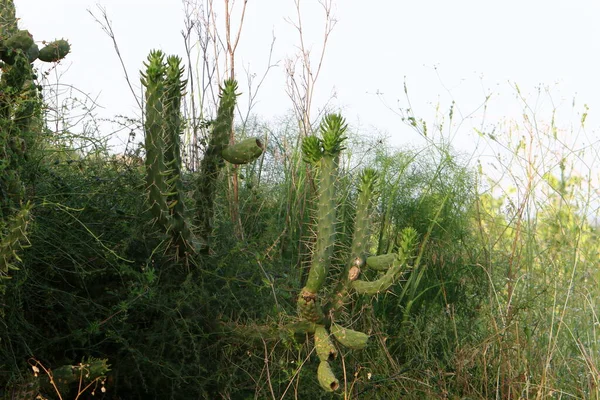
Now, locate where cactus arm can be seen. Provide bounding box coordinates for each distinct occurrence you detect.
[162,55,199,254]
[351,227,418,295]
[366,253,396,271]
[0,0,18,38]
[317,361,339,392]
[221,137,264,164]
[330,323,369,350]
[37,39,70,62]
[314,325,337,362]
[328,169,378,314]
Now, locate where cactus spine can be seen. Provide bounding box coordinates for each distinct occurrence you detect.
[295,113,418,391]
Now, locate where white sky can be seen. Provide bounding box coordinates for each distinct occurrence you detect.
[15,0,600,167]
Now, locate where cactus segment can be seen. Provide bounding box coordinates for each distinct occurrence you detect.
[317,361,339,392]
[330,323,369,350]
[351,259,406,295]
[366,253,396,271]
[37,39,70,62]
[329,168,379,315]
[352,227,418,295]
[297,288,324,323]
[38,358,110,395]
[0,0,18,38]
[349,168,378,264]
[314,325,337,362]
[221,137,264,164]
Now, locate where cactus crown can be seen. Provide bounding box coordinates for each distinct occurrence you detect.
[141,50,166,87]
[359,168,378,194]
[320,113,347,156]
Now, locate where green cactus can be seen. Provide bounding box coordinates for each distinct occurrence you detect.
[330,323,369,350]
[194,79,238,251]
[162,55,199,254]
[37,39,70,62]
[140,47,266,255]
[221,137,264,164]
[292,113,419,391]
[141,51,203,256]
[314,325,337,362]
[317,360,339,392]
[141,50,170,232]
[0,0,68,219]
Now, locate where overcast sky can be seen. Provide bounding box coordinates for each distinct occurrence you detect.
[15,0,600,166]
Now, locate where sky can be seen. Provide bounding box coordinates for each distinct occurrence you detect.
[15,0,600,171]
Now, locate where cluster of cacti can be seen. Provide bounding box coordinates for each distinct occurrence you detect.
[0,0,69,214]
[141,50,200,256]
[0,0,70,66]
[296,113,419,391]
[0,1,68,305]
[140,52,264,255]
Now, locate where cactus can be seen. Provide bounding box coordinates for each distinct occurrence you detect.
[141,50,170,231]
[37,39,70,62]
[194,79,238,251]
[222,137,264,164]
[141,51,202,255]
[294,113,419,391]
[140,51,264,255]
[0,0,69,218]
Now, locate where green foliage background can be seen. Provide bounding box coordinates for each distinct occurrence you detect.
[1,2,599,400]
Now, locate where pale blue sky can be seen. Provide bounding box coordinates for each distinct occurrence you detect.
[16,0,600,160]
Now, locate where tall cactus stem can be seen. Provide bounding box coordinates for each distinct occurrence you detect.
[297,114,347,322]
[195,79,238,251]
[162,55,198,254]
[141,50,170,231]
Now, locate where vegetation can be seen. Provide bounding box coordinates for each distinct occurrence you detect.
[1,1,599,399]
